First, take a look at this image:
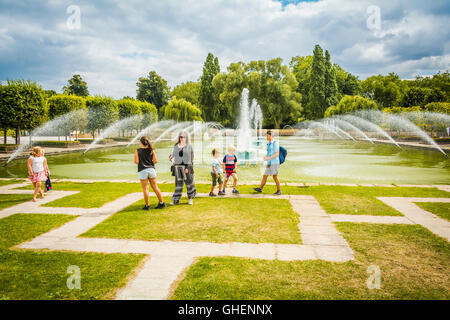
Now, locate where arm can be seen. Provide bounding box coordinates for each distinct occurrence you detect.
[134,150,139,165]
[152,152,158,164]
[212,166,218,177]
[27,158,33,175]
[43,158,49,175]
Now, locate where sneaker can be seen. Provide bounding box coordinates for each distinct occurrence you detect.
[274,190,282,195]
[188,199,194,205]
[232,189,239,194]
[209,192,217,197]
[253,187,263,193]
[218,191,225,196]
[222,189,226,194]
[156,202,166,209]
[170,200,179,205]
[142,205,150,211]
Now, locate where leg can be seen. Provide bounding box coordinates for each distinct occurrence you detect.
[273,174,281,191]
[223,175,229,189]
[232,173,238,189]
[172,177,184,203]
[38,181,44,198]
[260,175,268,189]
[140,179,150,206]
[185,173,197,199]
[149,178,164,203]
[32,182,38,201]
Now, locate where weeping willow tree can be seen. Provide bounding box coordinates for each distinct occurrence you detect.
[162,98,202,121]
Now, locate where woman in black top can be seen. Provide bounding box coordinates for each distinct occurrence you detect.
[134,136,165,210]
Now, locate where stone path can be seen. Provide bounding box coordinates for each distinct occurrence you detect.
[0,180,449,299]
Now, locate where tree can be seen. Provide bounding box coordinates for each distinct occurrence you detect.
[324,50,339,110]
[342,73,360,96]
[0,80,47,144]
[136,71,170,114]
[360,73,405,108]
[172,81,200,105]
[63,74,89,96]
[85,96,118,135]
[199,53,220,121]
[307,45,327,119]
[47,94,87,141]
[324,95,379,117]
[162,98,202,121]
[139,101,158,128]
[117,99,143,136]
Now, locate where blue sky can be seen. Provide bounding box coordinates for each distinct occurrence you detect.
[0,0,449,98]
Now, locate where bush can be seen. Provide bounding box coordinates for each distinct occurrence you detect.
[139,101,158,128]
[383,106,422,114]
[0,144,19,152]
[33,140,81,148]
[162,98,202,121]
[424,102,450,114]
[78,139,94,144]
[325,95,378,117]
[86,96,118,132]
[110,137,132,142]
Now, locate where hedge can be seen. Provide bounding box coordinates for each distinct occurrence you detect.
[32,140,81,148]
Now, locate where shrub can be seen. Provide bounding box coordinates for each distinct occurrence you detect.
[33,140,80,148]
[162,98,202,121]
[86,96,118,132]
[325,95,378,117]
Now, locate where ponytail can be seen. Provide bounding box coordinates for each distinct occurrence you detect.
[140,136,154,154]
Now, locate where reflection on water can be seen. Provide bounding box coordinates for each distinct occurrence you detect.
[1,137,448,184]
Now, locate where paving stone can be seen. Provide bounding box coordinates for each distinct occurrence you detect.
[330,214,414,224]
[313,245,354,262]
[276,244,316,261]
[302,233,349,246]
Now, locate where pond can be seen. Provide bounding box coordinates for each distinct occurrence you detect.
[1,137,449,185]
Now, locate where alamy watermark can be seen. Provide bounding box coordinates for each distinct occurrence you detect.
[66,265,81,289]
[366,5,381,33]
[366,265,381,289]
[66,5,81,30]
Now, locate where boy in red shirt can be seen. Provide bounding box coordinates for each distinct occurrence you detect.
[222,145,239,194]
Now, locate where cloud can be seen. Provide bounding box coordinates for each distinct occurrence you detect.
[0,0,448,98]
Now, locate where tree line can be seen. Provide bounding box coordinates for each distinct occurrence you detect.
[1,44,449,144]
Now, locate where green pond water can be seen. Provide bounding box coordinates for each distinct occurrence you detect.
[1,137,449,185]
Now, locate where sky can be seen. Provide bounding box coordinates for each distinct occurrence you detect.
[0,0,449,98]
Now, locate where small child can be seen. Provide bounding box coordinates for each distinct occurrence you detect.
[222,145,239,194]
[27,146,49,202]
[210,148,224,197]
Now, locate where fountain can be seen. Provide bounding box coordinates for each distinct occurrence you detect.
[127,120,176,147]
[5,109,87,165]
[84,114,143,153]
[236,88,264,164]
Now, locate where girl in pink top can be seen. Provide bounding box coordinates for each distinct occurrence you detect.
[27,146,49,202]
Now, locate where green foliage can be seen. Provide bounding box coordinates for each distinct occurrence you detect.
[85,96,118,131]
[47,94,86,119]
[138,100,158,128]
[0,80,47,131]
[324,50,340,109]
[382,106,422,114]
[199,53,221,121]
[360,73,406,108]
[307,45,327,119]
[162,98,202,121]
[62,74,89,97]
[172,81,200,105]
[400,87,445,108]
[136,71,170,112]
[117,99,142,119]
[424,102,450,114]
[325,95,379,117]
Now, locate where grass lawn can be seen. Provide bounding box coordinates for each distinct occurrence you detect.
[11,180,450,216]
[0,214,145,299]
[0,179,24,187]
[416,202,450,221]
[171,223,450,300]
[0,194,33,210]
[82,197,302,244]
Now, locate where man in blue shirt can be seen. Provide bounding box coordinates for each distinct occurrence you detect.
[254,130,282,195]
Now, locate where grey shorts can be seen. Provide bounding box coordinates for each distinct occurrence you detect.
[138,168,157,180]
[264,163,280,176]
